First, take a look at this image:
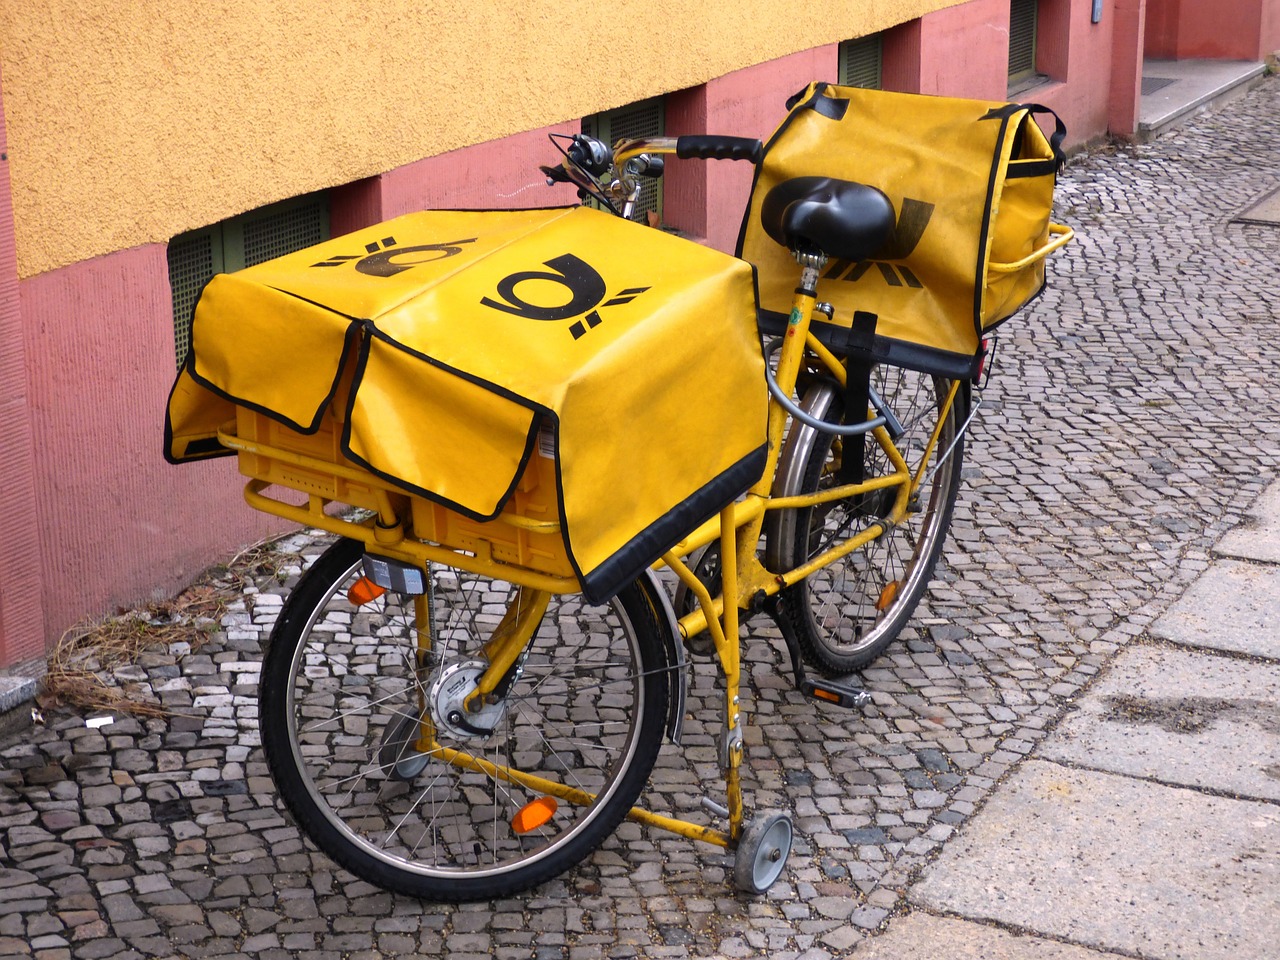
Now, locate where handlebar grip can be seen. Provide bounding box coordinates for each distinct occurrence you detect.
[675,136,763,163]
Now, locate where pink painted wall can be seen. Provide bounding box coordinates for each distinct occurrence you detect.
[1110,0,1148,138]
[20,247,283,643]
[908,0,1122,145]
[916,0,1013,99]
[1026,0,1124,146]
[0,66,46,669]
[1146,0,1275,60]
[377,123,584,220]
[666,45,837,255]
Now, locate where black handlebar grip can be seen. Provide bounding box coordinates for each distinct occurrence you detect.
[675,136,764,163]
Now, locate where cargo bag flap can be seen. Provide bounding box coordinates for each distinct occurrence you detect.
[739,83,1067,379]
[167,206,768,602]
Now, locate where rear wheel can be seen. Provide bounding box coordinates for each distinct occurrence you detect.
[260,537,670,901]
[777,367,966,674]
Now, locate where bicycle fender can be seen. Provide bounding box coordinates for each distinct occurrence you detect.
[638,566,688,747]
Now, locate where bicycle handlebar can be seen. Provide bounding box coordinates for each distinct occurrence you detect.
[543,132,764,218]
[675,136,763,164]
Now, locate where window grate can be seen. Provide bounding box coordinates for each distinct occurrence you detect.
[167,232,218,370]
[584,98,665,223]
[839,35,883,90]
[168,194,329,369]
[1008,0,1039,83]
[243,200,329,268]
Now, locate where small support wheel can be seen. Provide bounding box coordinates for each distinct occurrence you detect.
[733,809,793,894]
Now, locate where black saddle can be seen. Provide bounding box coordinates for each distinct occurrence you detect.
[760,176,895,262]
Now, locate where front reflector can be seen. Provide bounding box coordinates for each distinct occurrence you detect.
[347,576,387,606]
[511,797,558,835]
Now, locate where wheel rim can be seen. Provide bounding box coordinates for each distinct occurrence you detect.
[795,369,961,661]
[738,813,792,893]
[280,557,651,881]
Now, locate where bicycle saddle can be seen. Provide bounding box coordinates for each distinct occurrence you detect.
[761,176,895,262]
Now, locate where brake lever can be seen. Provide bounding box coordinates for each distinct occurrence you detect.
[627,154,665,178]
[540,164,572,185]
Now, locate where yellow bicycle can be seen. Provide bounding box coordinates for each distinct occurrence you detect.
[183,90,1071,901]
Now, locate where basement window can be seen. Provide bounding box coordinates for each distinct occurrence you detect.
[168,193,330,369]
[839,34,884,89]
[1008,0,1043,93]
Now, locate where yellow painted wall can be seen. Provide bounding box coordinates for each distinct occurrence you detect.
[1,0,966,278]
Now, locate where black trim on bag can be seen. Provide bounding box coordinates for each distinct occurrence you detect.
[1005,159,1059,178]
[757,309,982,380]
[813,93,849,120]
[180,437,231,458]
[972,111,1017,338]
[578,444,769,605]
[163,357,234,465]
[337,325,542,524]
[980,273,1050,337]
[184,313,364,437]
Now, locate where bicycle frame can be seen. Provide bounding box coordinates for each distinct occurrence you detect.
[219,137,962,860]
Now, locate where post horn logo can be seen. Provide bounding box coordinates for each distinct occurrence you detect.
[312,237,477,277]
[480,254,649,341]
[822,198,935,288]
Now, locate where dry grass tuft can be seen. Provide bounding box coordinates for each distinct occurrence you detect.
[40,534,292,719]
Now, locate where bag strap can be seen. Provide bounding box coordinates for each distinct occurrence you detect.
[837,311,879,488]
[1019,104,1068,172]
[983,102,1067,173]
[988,103,1070,175]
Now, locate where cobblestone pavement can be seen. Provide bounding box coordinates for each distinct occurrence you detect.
[3,76,1279,960]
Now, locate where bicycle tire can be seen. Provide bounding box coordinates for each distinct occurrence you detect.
[260,537,670,901]
[777,367,966,674]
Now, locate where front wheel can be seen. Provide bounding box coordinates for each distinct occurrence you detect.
[776,367,967,674]
[260,537,671,902]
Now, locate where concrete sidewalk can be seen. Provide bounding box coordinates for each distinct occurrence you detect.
[862,481,1280,959]
[854,65,1280,960]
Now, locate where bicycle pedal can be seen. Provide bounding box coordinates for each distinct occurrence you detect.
[800,677,872,709]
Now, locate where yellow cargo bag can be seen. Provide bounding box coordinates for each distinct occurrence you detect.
[739,82,1071,378]
[166,206,768,603]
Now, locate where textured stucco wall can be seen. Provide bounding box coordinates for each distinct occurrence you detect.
[0,0,966,279]
[18,245,285,638]
[0,65,46,668]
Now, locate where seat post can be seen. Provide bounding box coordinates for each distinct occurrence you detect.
[749,250,828,502]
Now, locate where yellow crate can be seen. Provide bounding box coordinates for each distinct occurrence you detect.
[409,442,573,579]
[234,407,392,515]
[233,406,574,581]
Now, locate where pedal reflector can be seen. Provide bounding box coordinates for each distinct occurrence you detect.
[800,678,873,709]
[347,576,386,606]
[512,797,558,835]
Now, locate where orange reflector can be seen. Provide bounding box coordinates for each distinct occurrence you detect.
[876,581,900,611]
[347,576,386,606]
[511,797,558,835]
[811,688,841,703]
